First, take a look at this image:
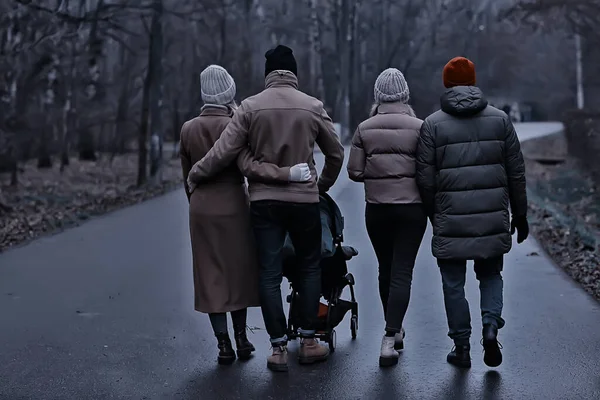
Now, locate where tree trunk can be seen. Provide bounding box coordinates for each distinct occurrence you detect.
[334,0,351,141]
[37,123,52,168]
[149,0,164,183]
[308,0,326,102]
[38,55,59,169]
[7,134,18,187]
[137,17,157,186]
[114,82,130,155]
[218,0,227,64]
[60,49,76,172]
[60,95,73,172]
[347,0,360,134]
[79,0,105,161]
[172,97,181,159]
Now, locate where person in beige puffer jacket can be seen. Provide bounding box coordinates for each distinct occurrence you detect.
[347,68,426,367]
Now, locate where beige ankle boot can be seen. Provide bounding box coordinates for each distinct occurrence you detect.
[267,344,288,372]
[395,327,406,350]
[380,335,400,367]
[298,338,330,365]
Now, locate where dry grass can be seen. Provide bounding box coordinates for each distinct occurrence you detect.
[523,134,600,300]
[0,152,183,252]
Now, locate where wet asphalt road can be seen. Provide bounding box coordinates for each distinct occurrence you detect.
[2,143,600,400]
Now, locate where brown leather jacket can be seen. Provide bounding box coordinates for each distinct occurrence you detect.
[347,102,423,204]
[180,106,289,200]
[188,70,344,203]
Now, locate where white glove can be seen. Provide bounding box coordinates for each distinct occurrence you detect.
[187,180,196,194]
[187,167,198,194]
[289,163,311,182]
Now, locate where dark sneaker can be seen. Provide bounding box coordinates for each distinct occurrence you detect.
[298,338,329,365]
[447,344,471,368]
[267,344,288,372]
[216,334,236,365]
[482,324,503,367]
[234,331,255,360]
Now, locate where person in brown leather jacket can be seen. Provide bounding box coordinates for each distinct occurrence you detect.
[347,68,426,367]
[187,46,344,372]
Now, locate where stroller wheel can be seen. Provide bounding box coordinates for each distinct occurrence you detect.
[350,315,358,339]
[345,273,355,286]
[328,329,336,352]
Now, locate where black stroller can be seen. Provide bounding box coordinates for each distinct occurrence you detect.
[282,193,359,352]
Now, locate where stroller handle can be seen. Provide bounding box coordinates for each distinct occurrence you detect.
[341,245,358,261]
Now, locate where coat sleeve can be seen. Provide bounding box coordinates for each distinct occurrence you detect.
[416,119,437,217]
[504,118,528,217]
[179,123,192,202]
[188,104,250,184]
[236,146,290,182]
[347,126,365,182]
[315,104,344,193]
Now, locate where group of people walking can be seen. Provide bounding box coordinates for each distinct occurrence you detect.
[179,45,529,372]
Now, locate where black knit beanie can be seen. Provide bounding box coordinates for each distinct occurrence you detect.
[265,45,297,77]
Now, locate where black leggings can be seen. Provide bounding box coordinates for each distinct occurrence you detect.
[365,203,427,333]
[208,309,247,336]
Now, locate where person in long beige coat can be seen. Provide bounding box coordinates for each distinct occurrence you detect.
[180,65,311,365]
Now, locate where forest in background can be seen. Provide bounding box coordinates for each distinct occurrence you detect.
[1,0,599,188]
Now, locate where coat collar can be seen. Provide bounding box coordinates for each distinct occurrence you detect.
[265,70,299,90]
[200,104,232,117]
[375,102,416,117]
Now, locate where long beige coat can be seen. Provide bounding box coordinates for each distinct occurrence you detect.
[179,106,264,314]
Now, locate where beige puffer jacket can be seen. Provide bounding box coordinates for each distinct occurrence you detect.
[347,102,423,204]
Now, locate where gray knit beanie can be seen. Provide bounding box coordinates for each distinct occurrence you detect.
[374,68,410,104]
[200,65,236,105]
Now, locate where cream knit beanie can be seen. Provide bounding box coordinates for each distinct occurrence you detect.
[374,68,410,104]
[200,65,236,105]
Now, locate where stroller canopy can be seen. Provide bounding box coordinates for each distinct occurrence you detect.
[318,193,344,258]
[283,193,344,259]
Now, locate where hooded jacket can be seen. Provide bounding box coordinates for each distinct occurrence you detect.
[416,86,527,260]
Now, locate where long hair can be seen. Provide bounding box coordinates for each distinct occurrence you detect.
[227,99,238,113]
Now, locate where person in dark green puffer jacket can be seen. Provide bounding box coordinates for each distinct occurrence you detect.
[416,57,529,370]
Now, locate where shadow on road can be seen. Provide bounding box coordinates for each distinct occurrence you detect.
[434,368,469,400]
[482,370,503,400]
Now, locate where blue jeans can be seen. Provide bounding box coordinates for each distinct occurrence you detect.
[438,257,505,346]
[250,201,322,345]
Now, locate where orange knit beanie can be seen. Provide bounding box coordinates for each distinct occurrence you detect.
[443,57,476,88]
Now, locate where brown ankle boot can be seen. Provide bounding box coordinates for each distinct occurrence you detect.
[298,338,329,365]
[235,330,255,360]
[216,334,236,365]
[267,344,288,372]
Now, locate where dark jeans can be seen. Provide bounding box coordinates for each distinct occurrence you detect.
[208,309,247,336]
[437,257,505,345]
[250,200,322,345]
[365,203,427,333]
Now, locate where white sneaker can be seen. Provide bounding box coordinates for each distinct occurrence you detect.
[395,327,406,350]
[379,335,399,367]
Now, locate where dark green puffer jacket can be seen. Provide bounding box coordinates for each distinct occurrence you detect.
[416,86,527,260]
